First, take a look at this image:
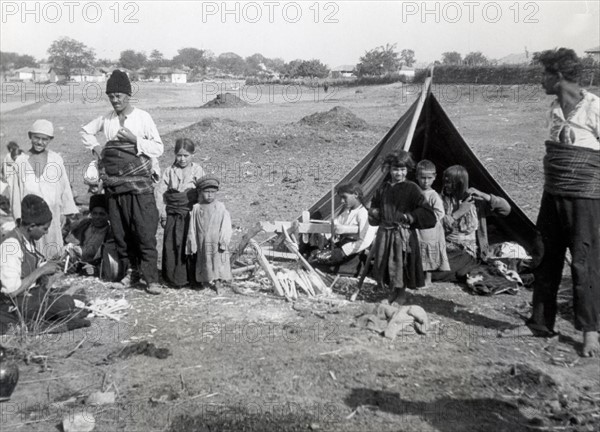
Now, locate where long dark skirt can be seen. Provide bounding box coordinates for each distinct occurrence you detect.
[372,228,425,290]
[162,212,195,287]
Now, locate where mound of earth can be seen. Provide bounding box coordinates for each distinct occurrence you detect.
[191,117,260,131]
[298,106,368,130]
[202,92,249,108]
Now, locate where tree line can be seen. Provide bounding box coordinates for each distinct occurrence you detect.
[0,37,332,82]
[6,37,592,83]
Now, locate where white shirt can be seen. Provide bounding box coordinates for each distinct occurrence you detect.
[334,205,377,256]
[0,235,39,294]
[548,90,600,150]
[81,107,164,177]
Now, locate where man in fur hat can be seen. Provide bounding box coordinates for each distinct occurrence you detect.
[80,70,164,295]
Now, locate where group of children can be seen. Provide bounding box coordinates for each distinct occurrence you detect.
[1,125,498,300]
[157,137,232,292]
[329,149,508,305]
[0,134,232,292]
[71,138,233,292]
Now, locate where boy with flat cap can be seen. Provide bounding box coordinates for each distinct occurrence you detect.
[186,176,232,293]
[80,70,164,294]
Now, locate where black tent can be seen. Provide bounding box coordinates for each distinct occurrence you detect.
[307,75,539,254]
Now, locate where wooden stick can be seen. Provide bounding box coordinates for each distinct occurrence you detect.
[249,239,284,297]
[65,337,87,358]
[281,229,330,295]
[329,275,341,291]
[350,247,376,301]
[301,211,310,244]
[330,184,336,250]
[230,222,263,264]
[232,264,257,275]
[291,271,313,297]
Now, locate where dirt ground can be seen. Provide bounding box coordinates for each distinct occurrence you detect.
[0,82,599,432]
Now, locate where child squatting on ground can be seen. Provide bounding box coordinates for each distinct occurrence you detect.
[159,138,206,288]
[65,194,114,279]
[309,182,377,277]
[415,160,450,287]
[368,151,437,305]
[186,176,232,294]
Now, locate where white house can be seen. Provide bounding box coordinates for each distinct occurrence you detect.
[584,46,600,63]
[145,67,188,83]
[330,65,356,79]
[70,68,106,83]
[398,65,415,81]
[12,66,54,82]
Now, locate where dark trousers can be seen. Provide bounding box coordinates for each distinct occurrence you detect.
[108,192,159,284]
[529,192,600,332]
[13,286,76,321]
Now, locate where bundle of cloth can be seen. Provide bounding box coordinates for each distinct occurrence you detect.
[356,303,430,340]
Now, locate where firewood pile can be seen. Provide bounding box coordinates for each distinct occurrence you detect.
[231,218,341,300]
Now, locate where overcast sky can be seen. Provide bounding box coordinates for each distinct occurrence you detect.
[1,1,599,66]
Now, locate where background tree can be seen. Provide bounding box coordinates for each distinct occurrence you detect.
[356,43,400,77]
[47,37,95,80]
[295,59,330,78]
[464,51,489,66]
[119,50,147,71]
[94,58,114,68]
[245,53,268,77]
[149,49,166,65]
[143,49,168,79]
[282,59,303,78]
[400,49,416,67]
[264,57,286,76]
[442,51,463,65]
[216,52,246,76]
[172,47,212,75]
[0,51,37,74]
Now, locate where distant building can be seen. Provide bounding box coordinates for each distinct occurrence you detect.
[330,65,356,79]
[12,66,55,82]
[99,67,133,80]
[398,65,415,81]
[70,68,106,83]
[584,46,600,63]
[496,52,530,65]
[144,67,188,83]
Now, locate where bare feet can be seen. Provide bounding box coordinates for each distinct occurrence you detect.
[582,331,600,357]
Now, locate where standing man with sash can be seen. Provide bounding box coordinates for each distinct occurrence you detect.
[526,48,600,357]
[81,70,164,295]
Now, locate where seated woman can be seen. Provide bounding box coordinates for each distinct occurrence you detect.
[310,182,377,277]
[66,194,117,279]
[0,195,89,331]
[431,165,511,282]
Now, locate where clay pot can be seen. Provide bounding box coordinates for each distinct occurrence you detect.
[0,346,19,402]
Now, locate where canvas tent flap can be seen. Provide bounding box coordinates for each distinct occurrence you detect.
[307,89,539,255]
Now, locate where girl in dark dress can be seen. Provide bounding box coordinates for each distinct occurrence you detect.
[159,138,205,287]
[369,151,436,305]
